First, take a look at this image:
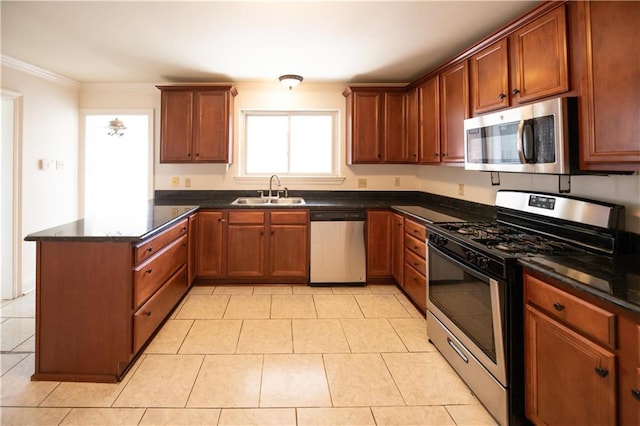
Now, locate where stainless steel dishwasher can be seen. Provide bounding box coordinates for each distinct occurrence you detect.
[309,210,366,286]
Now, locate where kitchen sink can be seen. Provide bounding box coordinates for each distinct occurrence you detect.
[231,197,306,206]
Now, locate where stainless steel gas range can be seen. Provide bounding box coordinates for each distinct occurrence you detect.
[425,190,625,425]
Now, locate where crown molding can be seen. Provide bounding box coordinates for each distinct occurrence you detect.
[1,55,80,88]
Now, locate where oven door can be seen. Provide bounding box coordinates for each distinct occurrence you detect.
[427,243,507,386]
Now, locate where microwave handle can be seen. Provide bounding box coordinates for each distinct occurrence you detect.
[522,119,534,163]
[516,120,526,163]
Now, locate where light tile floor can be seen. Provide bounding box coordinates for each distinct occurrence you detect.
[1,285,497,425]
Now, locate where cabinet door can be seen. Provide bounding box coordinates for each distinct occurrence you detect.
[391,213,404,285]
[196,211,224,278]
[579,1,640,170]
[418,76,441,163]
[269,224,309,278]
[193,90,230,162]
[440,61,469,163]
[384,91,407,163]
[160,90,193,162]
[187,213,198,285]
[511,5,568,103]
[349,91,382,163]
[525,305,616,426]
[226,224,265,277]
[470,38,509,114]
[405,88,419,163]
[366,210,393,279]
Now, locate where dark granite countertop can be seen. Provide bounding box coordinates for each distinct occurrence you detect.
[25,203,198,242]
[519,254,640,316]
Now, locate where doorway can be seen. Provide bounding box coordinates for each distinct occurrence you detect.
[81,111,153,218]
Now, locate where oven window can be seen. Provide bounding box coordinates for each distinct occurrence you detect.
[429,249,497,362]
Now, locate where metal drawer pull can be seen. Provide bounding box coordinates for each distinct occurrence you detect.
[143,311,151,317]
[447,337,469,363]
[594,367,608,378]
[553,302,565,311]
[146,269,152,274]
[631,389,640,401]
[146,247,153,253]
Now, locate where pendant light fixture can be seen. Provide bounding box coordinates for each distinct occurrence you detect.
[107,117,126,137]
[279,74,303,90]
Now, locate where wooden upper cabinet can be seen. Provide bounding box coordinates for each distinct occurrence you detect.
[470,38,510,114]
[511,5,569,104]
[384,91,407,163]
[158,85,237,163]
[345,89,382,164]
[575,0,640,171]
[440,61,469,163]
[418,76,441,163]
[404,88,419,163]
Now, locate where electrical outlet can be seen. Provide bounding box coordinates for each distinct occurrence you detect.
[184,177,191,188]
[358,178,367,188]
[394,177,401,187]
[458,183,465,196]
[55,160,65,170]
[171,177,179,187]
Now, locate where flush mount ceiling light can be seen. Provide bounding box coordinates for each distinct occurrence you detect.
[107,117,126,137]
[279,74,303,90]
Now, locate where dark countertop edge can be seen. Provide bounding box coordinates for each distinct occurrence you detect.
[518,258,640,317]
[24,206,199,243]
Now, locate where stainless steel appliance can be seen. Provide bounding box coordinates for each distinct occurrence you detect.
[426,190,624,425]
[464,97,577,174]
[310,210,366,285]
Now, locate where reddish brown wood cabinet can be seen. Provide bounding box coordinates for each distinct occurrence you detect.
[440,61,469,164]
[417,76,441,163]
[196,210,225,278]
[366,210,393,279]
[470,38,510,114]
[391,212,405,286]
[158,85,237,163]
[402,218,427,312]
[572,1,640,171]
[33,219,190,383]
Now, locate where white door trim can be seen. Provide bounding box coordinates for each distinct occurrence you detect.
[2,89,24,298]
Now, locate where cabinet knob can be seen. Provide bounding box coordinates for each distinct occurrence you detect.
[631,389,640,401]
[143,310,152,317]
[499,93,506,100]
[553,302,565,311]
[512,89,520,95]
[187,153,191,157]
[441,153,446,157]
[433,153,439,158]
[594,366,609,378]
[146,269,153,274]
[181,226,188,232]
[146,247,153,253]
[413,262,420,267]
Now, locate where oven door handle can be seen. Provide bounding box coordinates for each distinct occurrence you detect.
[447,337,469,363]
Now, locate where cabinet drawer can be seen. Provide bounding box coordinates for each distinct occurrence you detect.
[405,248,426,274]
[404,262,426,311]
[134,218,188,264]
[134,235,187,308]
[405,219,426,240]
[405,234,426,258]
[525,274,616,348]
[228,211,265,224]
[270,210,309,225]
[133,264,188,353]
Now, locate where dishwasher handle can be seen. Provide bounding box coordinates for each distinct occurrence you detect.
[310,210,366,221]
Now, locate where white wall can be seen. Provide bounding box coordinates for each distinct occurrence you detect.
[80,82,640,233]
[1,61,80,293]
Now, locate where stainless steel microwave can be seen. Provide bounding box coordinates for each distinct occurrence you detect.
[464,97,576,174]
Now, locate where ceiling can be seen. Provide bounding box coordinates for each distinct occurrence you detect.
[1,1,539,85]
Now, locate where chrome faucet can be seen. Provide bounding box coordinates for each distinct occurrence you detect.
[268,174,281,198]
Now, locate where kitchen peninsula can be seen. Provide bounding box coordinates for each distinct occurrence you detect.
[25,204,198,382]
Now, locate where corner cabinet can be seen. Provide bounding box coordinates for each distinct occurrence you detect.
[32,219,190,383]
[157,85,237,163]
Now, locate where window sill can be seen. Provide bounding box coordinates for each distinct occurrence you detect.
[233,176,346,186]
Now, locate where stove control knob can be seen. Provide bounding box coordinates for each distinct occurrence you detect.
[465,251,476,263]
[476,256,489,269]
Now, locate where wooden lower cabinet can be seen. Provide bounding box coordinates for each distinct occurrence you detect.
[391,212,405,285]
[33,219,190,382]
[366,210,393,279]
[402,218,427,312]
[524,272,618,425]
[198,209,309,282]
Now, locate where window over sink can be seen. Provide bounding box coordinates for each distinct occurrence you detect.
[238,110,342,183]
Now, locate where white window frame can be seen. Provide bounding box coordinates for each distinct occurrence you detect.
[235,109,344,185]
